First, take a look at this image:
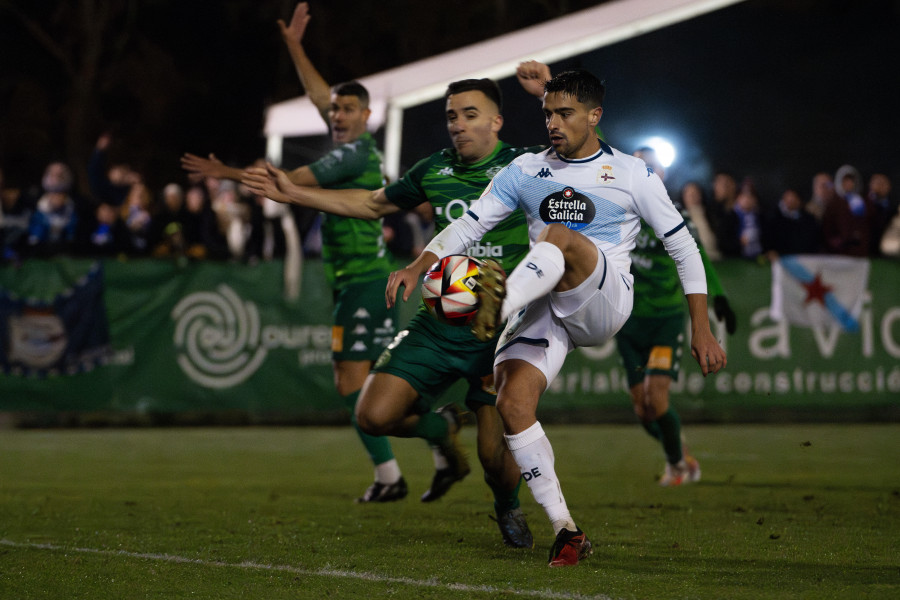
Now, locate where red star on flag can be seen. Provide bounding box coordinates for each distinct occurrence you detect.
[802,273,832,305]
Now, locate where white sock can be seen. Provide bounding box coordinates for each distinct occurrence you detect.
[431,447,449,471]
[374,458,402,484]
[501,241,565,321]
[505,421,575,535]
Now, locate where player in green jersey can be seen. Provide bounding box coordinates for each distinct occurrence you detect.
[243,69,551,548]
[182,2,406,504]
[616,148,736,486]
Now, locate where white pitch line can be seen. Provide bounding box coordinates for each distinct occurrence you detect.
[0,539,615,600]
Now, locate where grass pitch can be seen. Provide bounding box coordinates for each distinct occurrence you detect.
[0,423,897,599]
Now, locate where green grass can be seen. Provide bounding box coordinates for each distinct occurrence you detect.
[0,424,898,599]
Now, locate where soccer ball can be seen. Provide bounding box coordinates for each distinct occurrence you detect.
[422,255,482,326]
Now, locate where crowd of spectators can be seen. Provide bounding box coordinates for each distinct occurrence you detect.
[1,138,897,266]
[0,134,436,266]
[676,167,899,262]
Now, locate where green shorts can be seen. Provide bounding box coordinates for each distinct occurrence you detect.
[332,277,398,362]
[615,312,684,388]
[372,308,498,412]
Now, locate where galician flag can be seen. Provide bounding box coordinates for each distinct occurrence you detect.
[769,255,870,332]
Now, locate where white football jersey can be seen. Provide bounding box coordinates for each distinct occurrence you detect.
[468,140,686,277]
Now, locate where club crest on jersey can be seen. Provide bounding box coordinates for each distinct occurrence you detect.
[598,165,616,183]
[485,165,503,178]
[539,187,594,230]
[438,166,454,176]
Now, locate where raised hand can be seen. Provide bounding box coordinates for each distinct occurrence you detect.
[516,60,552,98]
[278,2,311,43]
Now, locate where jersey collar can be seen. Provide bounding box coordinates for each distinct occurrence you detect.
[552,138,614,163]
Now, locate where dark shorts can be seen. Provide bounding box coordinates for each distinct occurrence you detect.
[372,309,498,411]
[332,277,398,362]
[615,312,685,388]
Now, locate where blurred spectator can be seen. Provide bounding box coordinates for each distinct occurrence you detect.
[26,162,78,256]
[867,173,895,256]
[119,182,155,255]
[879,202,900,257]
[0,167,33,262]
[152,183,189,258]
[762,188,821,258]
[211,179,252,260]
[88,133,140,207]
[183,184,228,260]
[709,171,742,257]
[241,160,288,262]
[77,202,129,257]
[822,164,873,256]
[733,182,763,259]
[678,181,720,260]
[806,172,834,222]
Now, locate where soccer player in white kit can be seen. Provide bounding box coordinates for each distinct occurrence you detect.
[386,69,727,566]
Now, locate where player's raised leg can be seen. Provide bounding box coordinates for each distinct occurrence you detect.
[472,224,599,343]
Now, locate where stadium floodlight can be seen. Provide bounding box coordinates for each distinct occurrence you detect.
[644,136,676,168]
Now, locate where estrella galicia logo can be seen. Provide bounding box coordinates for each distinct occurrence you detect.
[538,187,594,231]
[536,167,553,178]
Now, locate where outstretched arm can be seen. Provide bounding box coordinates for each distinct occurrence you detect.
[181,153,245,182]
[241,163,399,220]
[278,2,331,123]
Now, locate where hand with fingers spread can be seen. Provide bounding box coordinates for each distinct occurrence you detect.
[181,153,236,181]
[278,2,311,44]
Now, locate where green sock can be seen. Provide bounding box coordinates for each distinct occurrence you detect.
[655,409,683,465]
[491,476,522,514]
[409,410,449,445]
[343,391,394,465]
[641,419,663,441]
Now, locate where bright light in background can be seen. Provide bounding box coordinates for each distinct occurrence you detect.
[644,136,676,168]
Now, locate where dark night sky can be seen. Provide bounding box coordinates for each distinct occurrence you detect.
[2,0,899,207]
[396,0,900,204]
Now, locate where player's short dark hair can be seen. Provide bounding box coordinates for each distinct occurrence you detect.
[332,81,370,109]
[544,69,605,109]
[444,78,503,112]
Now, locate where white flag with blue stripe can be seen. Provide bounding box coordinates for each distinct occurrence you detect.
[769,255,869,332]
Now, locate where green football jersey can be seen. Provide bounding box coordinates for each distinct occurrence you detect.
[629,213,725,318]
[383,140,543,340]
[384,141,544,275]
[308,132,394,289]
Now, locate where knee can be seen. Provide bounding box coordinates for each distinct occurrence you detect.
[495,394,527,427]
[355,401,388,436]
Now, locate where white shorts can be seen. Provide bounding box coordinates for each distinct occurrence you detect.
[494,245,633,389]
